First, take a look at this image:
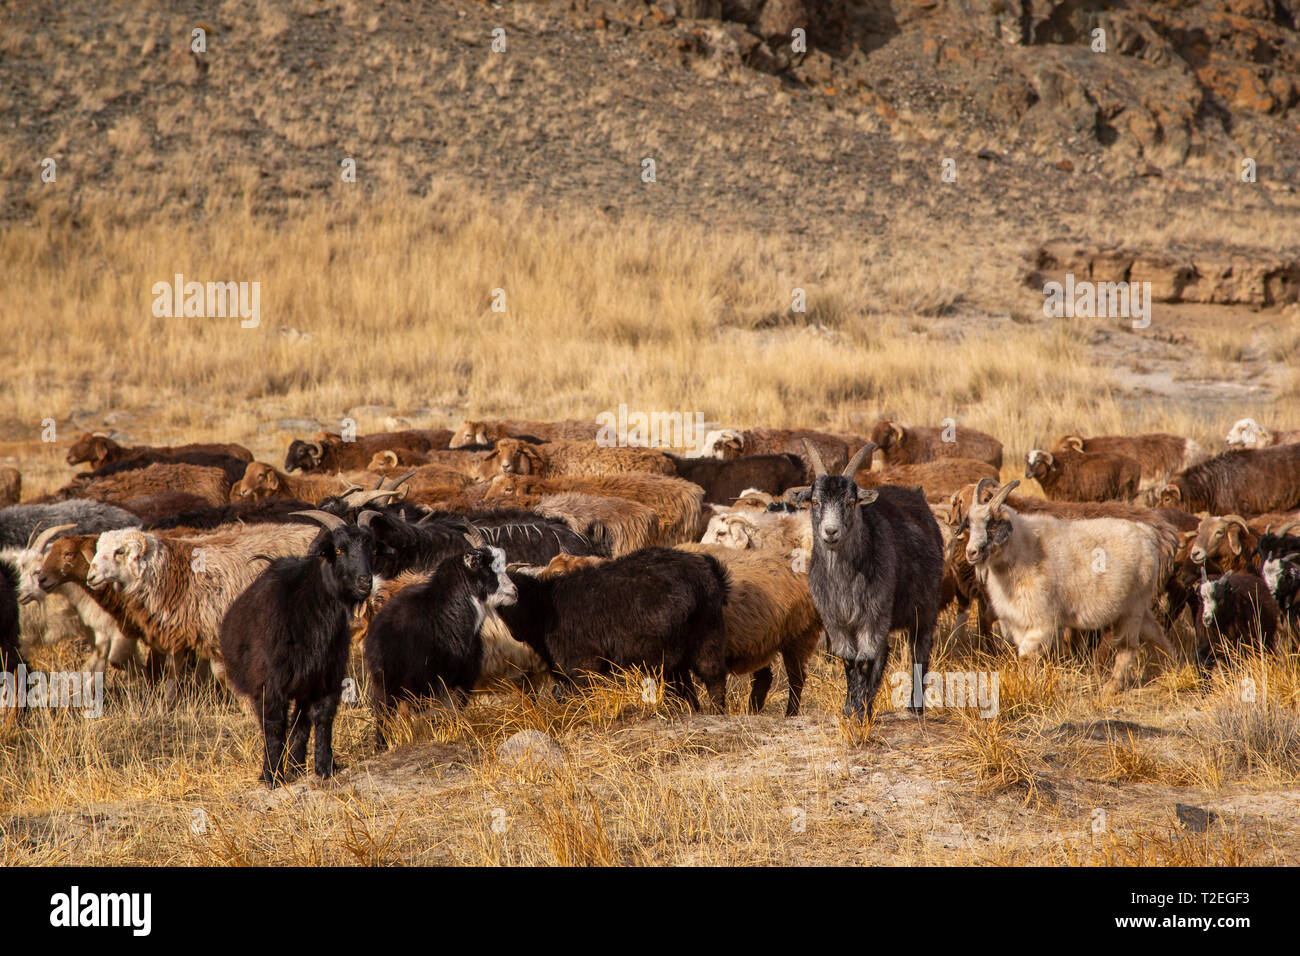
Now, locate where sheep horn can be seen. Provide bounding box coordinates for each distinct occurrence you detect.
[1275,521,1300,537]
[29,523,76,553]
[974,477,998,504]
[305,440,323,461]
[379,450,398,468]
[92,431,112,439]
[989,479,1020,510]
[842,442,877,479]
[1221,514,1250,529]
[291,510,347,531]
[801,439,827,478]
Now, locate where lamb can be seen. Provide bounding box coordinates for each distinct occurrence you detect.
[47,463,232,509]
[283,429,452,473]
[1159,444,1300,516]
[1224,418,1300,450]
[1054,432,1204,504]
[481,438,675,479]
[965,479,1177,693]
[1198,571,1280,667]
[220,511,375,786]
[66,432,252,471]
[486,473,703,546]
[86,523,319,669]
[665,453,805,505]
[534,492,659,556]
[857,458,999,504]
[496,547,731,711]
[701,428,851,480]
[802,441,944,720]
[365,546,524,747]
[0,467,20,507]
[449,418,596,448]
[1025,448,1141,503]
[869,421,1003,470]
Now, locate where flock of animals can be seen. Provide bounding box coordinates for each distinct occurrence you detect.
[0,414,1298,787]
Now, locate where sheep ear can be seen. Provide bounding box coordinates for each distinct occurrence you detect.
[856,487,879,506]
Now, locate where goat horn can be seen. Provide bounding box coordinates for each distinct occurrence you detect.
[92,431,112,439]
[1221,514,1250,529]
[415,511,436,525]
[346,489,400,507]
[357,510,382,529]
[801,440,827,478]
[843,442,877,479]
[1277,522,1300,537]
[29,523,76,553]
[291,510,346,531]
[989,479,1020,509]
[974,477,998,504]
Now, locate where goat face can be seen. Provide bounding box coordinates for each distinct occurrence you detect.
[491,439,541,476]
[232,462,281,500]
[1191,517,1245,565]
[1158,483,1184,510]
[1199,577,1222,628]
[312,525,376,604]
[461,546,517,608]
[808,475,877,551]
[37,536,95,594]
[701,513,753,549]
[701,429,743,459]
[484,546,517,607]
[87,530,148,589]
[964,481,1019,565]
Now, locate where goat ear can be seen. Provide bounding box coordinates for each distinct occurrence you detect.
[856,487,879,506]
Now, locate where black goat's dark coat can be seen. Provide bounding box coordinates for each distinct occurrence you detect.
[496,547,730,711]
[364,547,508,747]
[666,453,805,504]
[219,525,373,787]
[0,560,25,700]
[806,481,943,720]
[144,497,319,531]
[1198,573,1280,668]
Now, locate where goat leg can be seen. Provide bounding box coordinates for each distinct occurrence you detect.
[308,693,341,778]
[285,702,310,777]
[747,665,773,714]
[258,698,289,788]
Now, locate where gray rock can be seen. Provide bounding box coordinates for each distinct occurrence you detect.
[497,729,564,770]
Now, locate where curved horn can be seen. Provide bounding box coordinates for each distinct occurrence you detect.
[345,489,400,507]
[889,421,904,444]
[1220,514,1250,530]
[802,439,827,479]
[989,479,1020,510]
[357,510,383,530]
[843,442,878,479]
[974,477,998,504]
[1061,435,1084,453]
[291,510,346,531]
[30,523,76,553]
[379,471,416,493]
[379,449,398,468]
[91,431,112,439]
[305,440,323,461]
[1276,522,1300,537]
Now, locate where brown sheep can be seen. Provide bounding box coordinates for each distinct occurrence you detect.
[1025,447,1141,503]
[230,462,362,503]
[856,458,998,504]
[1159,444,1300,516]
[485,472,702,546]
[49,463,231,508]
[1055,432,1205,504]
[363,461,475,497]
[1189,515,1259,574]
[1224,418,1300,450]
[701,428,850,479]
[0,467,19,506]
[66,432,252,470]
[534,492,660,557]
[449,418,599,448]
[482,438,675,479]
[869,420,1003,469]
[699,509,813,562]
[284,429,452,473]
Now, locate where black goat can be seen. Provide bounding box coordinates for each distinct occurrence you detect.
[364,546,517,748]
[666,453,805,504]
[144,497,319,531]
[219,511,374,787]
[1197,571,1280,668]
[802,441,943,720]
[497,547,730,711]
[359,508,597,578]
[0,559,24,720]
